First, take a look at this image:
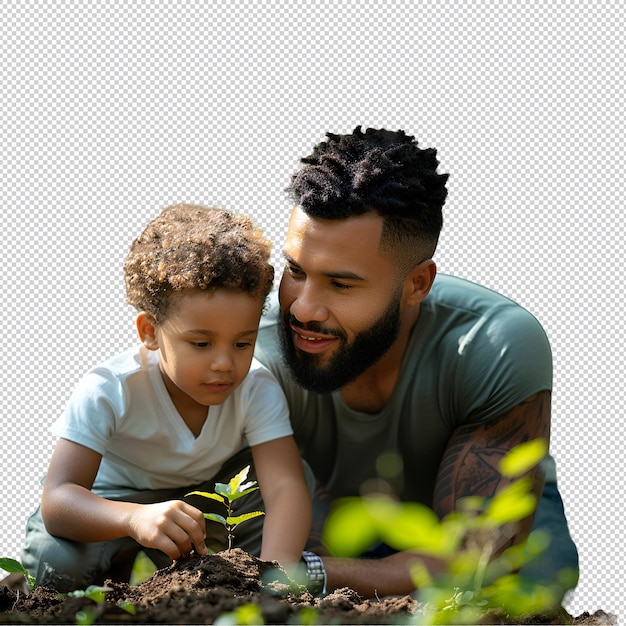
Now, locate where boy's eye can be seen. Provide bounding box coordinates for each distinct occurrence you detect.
[235,342,253,349]
[192,342,210,348]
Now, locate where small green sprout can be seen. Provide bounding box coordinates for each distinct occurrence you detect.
[66,585,112,604]
[187,465,265,550]
[65,585,135,625]
[0,557,36,591]
[214,602,265,625]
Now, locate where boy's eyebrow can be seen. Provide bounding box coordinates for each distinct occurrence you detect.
[282,252,365,281]
[185,329,259,337]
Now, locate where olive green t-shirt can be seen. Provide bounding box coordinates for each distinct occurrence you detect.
[254,274,553,506]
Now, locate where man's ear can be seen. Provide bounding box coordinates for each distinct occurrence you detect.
[136,312,159,350]
[403,259,437,306]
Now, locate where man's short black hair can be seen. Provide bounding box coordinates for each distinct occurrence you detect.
[287,126,449,266]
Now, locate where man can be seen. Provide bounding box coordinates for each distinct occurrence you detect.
[254,126,579,600]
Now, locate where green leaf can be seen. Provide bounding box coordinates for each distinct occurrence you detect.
[499,439,548,479]
[228,466,252,493]
[186,490,226,503]
[379,501,462,558]
[324,496,462,559]
[67,585,112,604]
[117,600,136,615]
[223,485,260,502]
[0,558,36,590]
[75,609,96,625]
[485,477,537,524]
[0,557,29,576]
[204,513,228,525]
[225,511,265,527]
[323,498,380,557]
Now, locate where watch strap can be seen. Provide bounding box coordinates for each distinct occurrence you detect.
[301,550,327,596]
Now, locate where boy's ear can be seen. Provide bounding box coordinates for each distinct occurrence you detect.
[403,259,437,306]
[136,312,159,350]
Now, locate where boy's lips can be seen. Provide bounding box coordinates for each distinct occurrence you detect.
[291,326,338,354]
[202,381,234,392]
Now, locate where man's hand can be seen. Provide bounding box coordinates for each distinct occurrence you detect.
[127,500,209,560]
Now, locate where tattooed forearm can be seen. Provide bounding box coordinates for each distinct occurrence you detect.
[433,390,551,519]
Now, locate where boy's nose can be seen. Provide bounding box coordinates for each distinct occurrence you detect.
[210,351,234,372]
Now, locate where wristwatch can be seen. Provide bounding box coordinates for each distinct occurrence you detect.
[301,551,327,596]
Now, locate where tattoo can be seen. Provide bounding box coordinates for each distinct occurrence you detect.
[433,391,550,518]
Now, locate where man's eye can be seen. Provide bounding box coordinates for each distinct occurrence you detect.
[331,281,353,290]
[285,264,303,276]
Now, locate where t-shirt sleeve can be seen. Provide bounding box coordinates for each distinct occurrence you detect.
[240,362,294,447]
[449,304,553,427]
[50,368,124,455]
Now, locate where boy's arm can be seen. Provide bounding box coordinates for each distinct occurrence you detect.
[41,438,208,559]
[251,436,312,572]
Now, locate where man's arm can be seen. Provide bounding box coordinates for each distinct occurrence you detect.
[433,389,550,543]
[320,391,551,598]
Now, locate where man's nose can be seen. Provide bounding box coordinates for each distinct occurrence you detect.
[289,282,329,324]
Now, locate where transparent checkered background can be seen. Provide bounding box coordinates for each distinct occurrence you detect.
[2,2,623,619]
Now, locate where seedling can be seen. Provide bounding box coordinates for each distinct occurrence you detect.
[187,465,265,550]
[324,439,576,624]
[65,585,135,625]
[66,585,113,603]
[0,557,36,591]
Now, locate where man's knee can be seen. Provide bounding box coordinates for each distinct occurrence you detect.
[521,482,580,599]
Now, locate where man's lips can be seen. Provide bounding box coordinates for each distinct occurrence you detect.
[291,326,339,354]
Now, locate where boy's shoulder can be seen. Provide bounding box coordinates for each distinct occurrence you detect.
[84,344,158,384]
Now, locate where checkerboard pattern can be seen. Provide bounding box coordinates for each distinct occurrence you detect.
[2,3,623,618]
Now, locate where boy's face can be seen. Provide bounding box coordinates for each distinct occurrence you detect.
[145,288,263,418]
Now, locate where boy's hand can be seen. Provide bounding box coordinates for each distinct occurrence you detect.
[127,500,209,560]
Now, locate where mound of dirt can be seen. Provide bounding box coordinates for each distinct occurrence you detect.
[0,549,617,624]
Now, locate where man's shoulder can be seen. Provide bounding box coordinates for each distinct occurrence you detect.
[425,273,548,343]
[429,273,522,312]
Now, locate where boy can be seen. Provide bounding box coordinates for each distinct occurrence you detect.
[21,203,312,592]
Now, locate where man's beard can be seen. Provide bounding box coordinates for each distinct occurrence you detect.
[278,290,402,394]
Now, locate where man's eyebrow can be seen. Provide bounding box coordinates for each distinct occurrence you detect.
[282,252,365,281]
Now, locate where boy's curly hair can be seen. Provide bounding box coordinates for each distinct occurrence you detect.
[124,204,274,322]
[286,126,449,267]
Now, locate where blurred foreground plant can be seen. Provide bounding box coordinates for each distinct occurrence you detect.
[324,439,576,624]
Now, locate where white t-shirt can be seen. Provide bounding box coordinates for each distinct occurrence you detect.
[51,345,293,498]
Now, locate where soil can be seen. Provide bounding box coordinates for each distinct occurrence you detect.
[0,550,617,625]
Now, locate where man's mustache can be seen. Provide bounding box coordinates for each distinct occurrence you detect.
[285,314,346,340]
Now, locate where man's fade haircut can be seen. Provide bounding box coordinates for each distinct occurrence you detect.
[286,126,449,269]
[124,203,274,322]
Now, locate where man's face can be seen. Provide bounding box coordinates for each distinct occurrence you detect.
[278,207,404,393]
